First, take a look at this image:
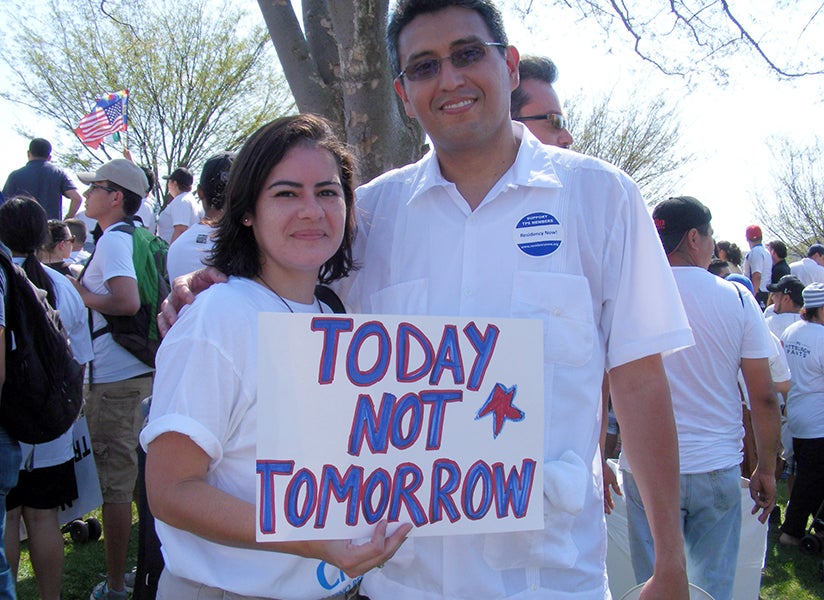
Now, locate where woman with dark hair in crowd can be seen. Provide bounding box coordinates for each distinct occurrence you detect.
[141,114,410,599]
[716,240,743,274]
[39,219,75,276]
[0,196,93,600]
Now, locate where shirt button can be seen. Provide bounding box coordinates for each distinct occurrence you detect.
[552,308,561,316]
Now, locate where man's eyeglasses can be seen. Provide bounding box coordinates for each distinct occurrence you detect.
[398,41,506,82]
[514,113,568,131]
[87,183,116,194]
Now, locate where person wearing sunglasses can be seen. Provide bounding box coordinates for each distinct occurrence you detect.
[39,219,75,276]
[511,55,574,149]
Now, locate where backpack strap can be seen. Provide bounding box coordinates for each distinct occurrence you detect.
[315,284,346,314]
[85,219,137,341]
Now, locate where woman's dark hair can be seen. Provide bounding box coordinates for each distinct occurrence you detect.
[801,306,821,322]
[0,196,57,308]
[715,240,743,267]
[44,219,72,252]
[209,114,357,284]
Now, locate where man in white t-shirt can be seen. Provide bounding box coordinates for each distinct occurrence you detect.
[73,159,154,600]
[623,196,780,600]
[157,167,203,244]
[789,244,824,286]
[743,224,772,309]
[765,274,804,339]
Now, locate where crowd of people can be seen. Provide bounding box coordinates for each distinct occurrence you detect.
[0,1,821,600]
[0,138,236,599]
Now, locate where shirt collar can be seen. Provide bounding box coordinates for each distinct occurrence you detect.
[404,121,563,206]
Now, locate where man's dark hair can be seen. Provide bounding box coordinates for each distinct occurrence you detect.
[28,138,52,158]
[511,55,558,117]
[708,258,730,277]
[387,0,508,77]
[807,243,824,258]
[107,181,143,216]
[210,114,357,285]
[768,240,787,260]
[65,218,87,245]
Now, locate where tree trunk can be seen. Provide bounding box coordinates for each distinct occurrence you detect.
[257,0,424,184]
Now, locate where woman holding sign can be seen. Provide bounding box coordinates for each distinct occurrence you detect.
[142,115,411,600]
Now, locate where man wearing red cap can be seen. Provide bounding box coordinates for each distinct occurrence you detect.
[743,225,771,309]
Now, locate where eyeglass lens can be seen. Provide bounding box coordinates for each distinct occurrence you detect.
[402,42,500,82]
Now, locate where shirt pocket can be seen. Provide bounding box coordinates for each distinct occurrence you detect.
[368,278,429,315]
[511,272,595,367]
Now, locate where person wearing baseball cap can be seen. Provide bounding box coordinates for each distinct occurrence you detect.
[743,224,771,309]
[779,281,824,548]
[75,158,154,600]
[157,166,203,244]
[644,196,780,600]
[166,152,235,281]
[765,274,805,339]
[78,158,149,199]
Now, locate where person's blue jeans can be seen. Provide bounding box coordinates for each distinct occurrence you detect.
[0,425,21,600]
[623,466,741,600]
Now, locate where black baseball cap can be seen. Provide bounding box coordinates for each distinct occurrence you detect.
[652,196,712,254]
[767,274,805,306]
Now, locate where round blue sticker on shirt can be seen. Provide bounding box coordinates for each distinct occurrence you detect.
[513,212,564,257]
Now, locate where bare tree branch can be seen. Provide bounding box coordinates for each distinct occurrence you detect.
[754,136,824,254]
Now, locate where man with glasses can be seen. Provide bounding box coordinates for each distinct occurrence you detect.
[351,1,693,598]
[163,1,693,597]
[511,55,574,148]
[72,159,154,600]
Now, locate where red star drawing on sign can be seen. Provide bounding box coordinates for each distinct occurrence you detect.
[476,383,524,438]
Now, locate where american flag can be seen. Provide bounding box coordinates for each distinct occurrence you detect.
[74,90,129,149]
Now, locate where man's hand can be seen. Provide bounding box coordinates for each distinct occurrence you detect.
[603,460,622,514]
[638,567,689,600]
[749,466,777,524]
[157,267,227,336]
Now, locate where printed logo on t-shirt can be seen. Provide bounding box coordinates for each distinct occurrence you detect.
[196,234,208,244]
[784,341,811,358]
[513,212,563,257]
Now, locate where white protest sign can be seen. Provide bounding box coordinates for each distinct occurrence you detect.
[256,313,544,542]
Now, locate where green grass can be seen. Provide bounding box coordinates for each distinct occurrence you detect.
[759,479,824,600]
[11,481,824,599]
[14,506,138,600]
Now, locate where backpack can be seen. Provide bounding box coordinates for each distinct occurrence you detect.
[0,250,84,444]
[90,218,170,368]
